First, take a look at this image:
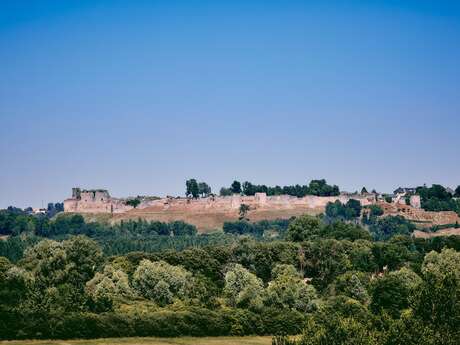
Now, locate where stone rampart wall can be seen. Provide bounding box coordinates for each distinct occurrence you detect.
[64,189,376,214]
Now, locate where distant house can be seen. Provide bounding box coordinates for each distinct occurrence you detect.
[32,208,47,215]
[393,187,417,195]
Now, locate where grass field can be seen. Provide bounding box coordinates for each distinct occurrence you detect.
[0,336,272,345]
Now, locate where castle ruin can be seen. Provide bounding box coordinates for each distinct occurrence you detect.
[64,187,379,215]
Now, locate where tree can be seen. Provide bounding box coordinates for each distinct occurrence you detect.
[325,200,362,221]
[286,215,322,242]
[19,236,103,313]
[302,239,352,291]
[219,187,232,196]
[63,236,104,286]
[298,314,379,345]
[239,204,250,220]
[0,257,30,310]
[22,239,68,287]
[368,205,384,217]
[345,199,362,219]
[322,222,372,241]
[265,264,317,312]
[369,216,416,241]
[125,198,141,208]
[231,180,242,194]
[413,248,460,335]
[370,267,422,318]
[186,179,199,198]
[132,259,192,306]
[223,263,264,310]
[242,181,256,196]
[198,182,211,197]
[86,265,133,302]
[332,272,370,304]
[455,186,460,197]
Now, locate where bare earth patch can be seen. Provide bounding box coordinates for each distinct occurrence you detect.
[413,228,460,239]
[110,207,320,233]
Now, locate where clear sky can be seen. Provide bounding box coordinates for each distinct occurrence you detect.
[1,0,459,208]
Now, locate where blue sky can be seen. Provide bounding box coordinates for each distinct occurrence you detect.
[0,0,459,208]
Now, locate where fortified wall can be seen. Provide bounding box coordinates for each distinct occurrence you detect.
[64,188,132,214]
[64,188,377,215]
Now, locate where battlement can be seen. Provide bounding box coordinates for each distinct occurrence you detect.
[64,187,129,214]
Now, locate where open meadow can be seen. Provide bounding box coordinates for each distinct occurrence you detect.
[0,336,272,345]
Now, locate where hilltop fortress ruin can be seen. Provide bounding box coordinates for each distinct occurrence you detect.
[64,187,423,215]
[64,187,381,215]
[63,187,459,232]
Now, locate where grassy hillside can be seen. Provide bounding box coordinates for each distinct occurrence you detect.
[0,336,272,345]
[112,207,320,233]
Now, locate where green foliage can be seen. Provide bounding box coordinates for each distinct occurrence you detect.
[86,264,133,302]
[286,215,322,242]
[369,216,416,241]
[231,180,242,194]
[223,263,264,310]
[412,249,460,334]
[302,239,353,291]
[322,222,372,241]
[240,179,340,197]
[368,205,384,217]
[198,182,212,197]
[264,264,317,312]
[219,187,233,196]
[0,257,30,310]
[125,198,141,208]
[286,215,370,242]
[331,272,370,304]
[0,208,47,236]
[370,267,422,318]
[296,314,380,345]
[239,203,250,220]
[325,199,362,220]
[132,259,192,306]
[223,219,290,237]
[417,184,460,214]
[186,179,200,198]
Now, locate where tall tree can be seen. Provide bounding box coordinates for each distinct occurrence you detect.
[223,263,263,310]
[239,204,250,220]
[132,259,192,306]
[198,182,211,197]
[185,179,199,198]
[231,180,241,194]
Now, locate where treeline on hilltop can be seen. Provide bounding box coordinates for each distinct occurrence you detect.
[1,203,460,343]
[416,184,460,214]
[184,178,341,198]
[219,179,340,197]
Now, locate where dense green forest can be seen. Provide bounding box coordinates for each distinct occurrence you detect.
[1,201,460,344]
